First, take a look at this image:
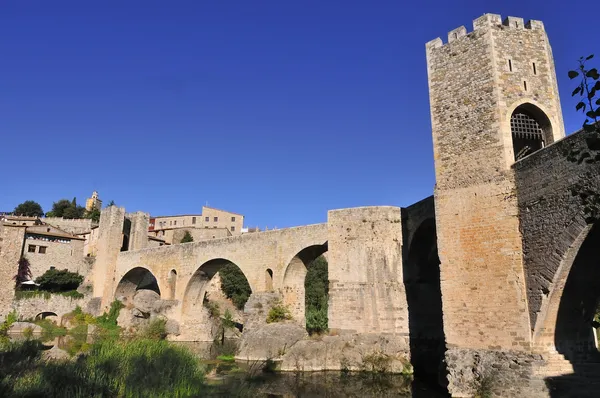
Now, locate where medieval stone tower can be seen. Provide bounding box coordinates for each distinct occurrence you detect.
[426,13,565,357]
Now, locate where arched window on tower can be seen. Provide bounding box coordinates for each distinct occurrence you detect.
[510,104,553,161]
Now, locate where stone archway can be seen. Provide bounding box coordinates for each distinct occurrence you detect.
[181,258,251,341]
[552,222,600,362]
[403,218,446,383]
[35,311,58,321]
[282,242,328,324]
[114,267,161,305]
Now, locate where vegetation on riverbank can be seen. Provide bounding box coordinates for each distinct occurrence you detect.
[0,338,205,397]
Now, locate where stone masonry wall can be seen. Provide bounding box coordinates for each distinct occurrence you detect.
[426,14,542,352]
[94,206,126,310]
[23,237,89,280]
[327,206,408,336]
[126,212,149,252]
[0,225,25,321]
[41,217,96,234]
[514,128,600,349]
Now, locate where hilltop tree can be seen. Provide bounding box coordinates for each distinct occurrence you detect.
[46,199,72,217]
[47,198,85,219]
[13,201,44,217]
[180,231,194,243]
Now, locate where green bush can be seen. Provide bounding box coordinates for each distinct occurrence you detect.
[180,231,194,243]
[95,300,125,338]
[142,318,168,340]
[266,302,292,323]
[1,339,206,397]
[205,301,220,318]
[306,306,328,335]
[219,264,252,310]
[305,256,328,334]
[35,269,84,293]
[0,311,18,336]
[34,319,67,340]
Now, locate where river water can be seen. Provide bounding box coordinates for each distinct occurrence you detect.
[12,335,447,397]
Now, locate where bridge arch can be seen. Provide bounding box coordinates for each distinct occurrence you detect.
[282,242,328,323]
[181,258,252,341]
[114,266,162,304]
[549,221,600,361]
[403,218,446,382]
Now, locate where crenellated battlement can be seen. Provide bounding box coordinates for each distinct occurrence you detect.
[426,13,545,51]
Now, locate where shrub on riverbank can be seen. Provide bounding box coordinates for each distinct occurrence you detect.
[1,339,206,397]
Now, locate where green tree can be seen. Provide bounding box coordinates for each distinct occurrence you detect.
[35,269,84,292]
[85,207,101,223]
[219,264,252,309]
[48,199,72,218]
[13,201,44,217]
[62,205,85,219]
[14,257,32,288]
[180,231,194,243]
[305,256,328,334]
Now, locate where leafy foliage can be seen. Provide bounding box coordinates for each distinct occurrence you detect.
[46,198,85,219]
[305,256,329,334]
[35,269,84,293]
[266,301,292,323]
[141,318,168,340]
[0,311,18,336]
[180,230,194,243]
[204,301,221,318]
[568,54,600,223]
[569,54,600,136]
[85,207,101,223]
[0,339,206,397]
[14,257,33,288]
[13,201,44,217]
[219,264,252,310]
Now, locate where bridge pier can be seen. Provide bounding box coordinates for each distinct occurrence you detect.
[327,207,409,337]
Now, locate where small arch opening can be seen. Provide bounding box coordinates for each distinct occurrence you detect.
[511,103,553,161]
[168,269,177,300]
[35,311,58,321]
[265,269,274,291]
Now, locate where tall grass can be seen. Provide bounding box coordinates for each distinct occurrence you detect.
[3,339,206,397]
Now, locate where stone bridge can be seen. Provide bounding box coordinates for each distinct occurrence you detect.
[94,206,418,341]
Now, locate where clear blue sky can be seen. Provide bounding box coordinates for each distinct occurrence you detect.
[0,0,591,228]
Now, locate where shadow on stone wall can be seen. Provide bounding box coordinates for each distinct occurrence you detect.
[401,212,449,396]
[545,222,600,397]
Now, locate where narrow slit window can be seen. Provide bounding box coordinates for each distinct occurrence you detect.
[523,81,527,91]
[533,63,537,75]
[508,59,513,72]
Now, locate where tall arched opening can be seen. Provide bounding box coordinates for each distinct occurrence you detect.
[403,218,446,384]
[554,221,600,362]
[168,269,177,300]
[510,103,553,161]
[114,267,161,305]
[181,258,251,341]
[282,242,328,331]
